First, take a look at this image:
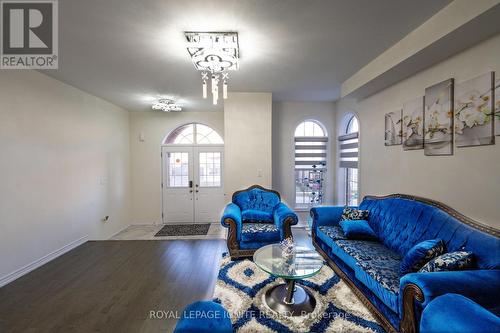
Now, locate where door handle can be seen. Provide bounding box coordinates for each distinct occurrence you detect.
[189,190,193,193]
[195,190,199,193]
[189,180,193,188]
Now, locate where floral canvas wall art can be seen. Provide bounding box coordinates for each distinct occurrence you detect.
[455,72,495,147]
[402,97,424,150]
[385,110,402,146]
[495,76,500,136]
[424,78,454,156]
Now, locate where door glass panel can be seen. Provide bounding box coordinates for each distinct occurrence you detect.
[199,152,221,187]
[168,152,189,187]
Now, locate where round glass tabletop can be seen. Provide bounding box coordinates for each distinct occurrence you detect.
[253,244,324,280]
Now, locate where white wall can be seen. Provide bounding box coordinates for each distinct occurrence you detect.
[272,102,336,217]
[336,33,500,228]
[224,93,272,196]
[129,110,224,224]
[0,70,131,285]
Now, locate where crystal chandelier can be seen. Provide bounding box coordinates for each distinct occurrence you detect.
[152,98,182,112]
[185,32,239,105]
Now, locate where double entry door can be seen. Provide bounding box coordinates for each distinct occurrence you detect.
[162,145,225,223]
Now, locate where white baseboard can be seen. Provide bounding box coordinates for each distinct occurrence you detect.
[0,235,88,288]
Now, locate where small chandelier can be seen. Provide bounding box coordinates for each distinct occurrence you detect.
[185,32,239,105]
[152,98,182,112]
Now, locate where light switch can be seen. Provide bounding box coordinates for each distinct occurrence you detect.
[257,169,263,177]
[139,132,145,142]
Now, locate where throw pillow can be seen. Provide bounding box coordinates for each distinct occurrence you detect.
[341,207,369,221]
[339,220,377,240]
[419,251,475,273]
[400,239,445,275]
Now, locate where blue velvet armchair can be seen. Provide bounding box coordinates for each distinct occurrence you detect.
[221,185,298,259]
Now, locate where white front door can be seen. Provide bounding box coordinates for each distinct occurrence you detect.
[162,147,194,223]
[194,147,225,222]
[162,145,225,223]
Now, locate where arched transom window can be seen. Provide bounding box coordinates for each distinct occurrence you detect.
[164,123,223,145]
[294,120,328,209]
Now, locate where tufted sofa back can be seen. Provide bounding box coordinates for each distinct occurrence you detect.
[359,196,500,270]
[232,187,281,214]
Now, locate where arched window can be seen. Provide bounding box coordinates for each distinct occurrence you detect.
[294,120,328,209]
[164,123,223,145]
[338,115,359,205]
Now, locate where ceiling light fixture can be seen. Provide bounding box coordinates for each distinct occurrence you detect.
[152,98,182,112]
[185,32,239,105]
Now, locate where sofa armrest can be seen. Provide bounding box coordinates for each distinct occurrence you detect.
[221,202,242,226]
[273,203,298,239]
[400,270,500,309]
[310,206,351,231]
[399,270,500,333]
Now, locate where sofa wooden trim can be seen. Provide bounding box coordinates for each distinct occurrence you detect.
[231,184,281,202]
[312,193,500,333]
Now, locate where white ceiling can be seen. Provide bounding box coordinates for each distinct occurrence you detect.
[42,0,451,112]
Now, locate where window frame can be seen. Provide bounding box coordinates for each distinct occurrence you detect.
[164,123,224,145]
[338,114,360,206]
[293,119,328,210]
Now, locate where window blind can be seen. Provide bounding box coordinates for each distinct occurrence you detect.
[294,136,328,169]
[338,132,358,168]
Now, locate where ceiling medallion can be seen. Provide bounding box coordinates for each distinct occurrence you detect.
[185,32,239,105]
[152,98,182,112]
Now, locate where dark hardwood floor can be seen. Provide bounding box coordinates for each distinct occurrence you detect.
[0,228,310,333]
[0,240,226,333]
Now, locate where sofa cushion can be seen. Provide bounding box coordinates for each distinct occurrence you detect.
[419,251,475,273]
[339,220,377,240]
[233,188,280,215]
[317,226,347,246]
[341,207,369,220]
[400,239,445,275]
[241,209,273,223]
[335,240,402,262]
[241,223,280,242]
[355,257,402,313]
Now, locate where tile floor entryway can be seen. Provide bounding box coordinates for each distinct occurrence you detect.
[110,223,226,240]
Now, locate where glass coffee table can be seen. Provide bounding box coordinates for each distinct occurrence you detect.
[253,244,324,316]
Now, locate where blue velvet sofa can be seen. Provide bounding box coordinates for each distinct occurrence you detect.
[420,293,500,333]
[221,185,298,259]
[311,194,500,333]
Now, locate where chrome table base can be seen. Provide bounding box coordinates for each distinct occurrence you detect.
[264,279,316,316]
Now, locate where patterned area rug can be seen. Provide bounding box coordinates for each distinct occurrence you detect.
[213,255,385,333]
[154,224,210,237]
